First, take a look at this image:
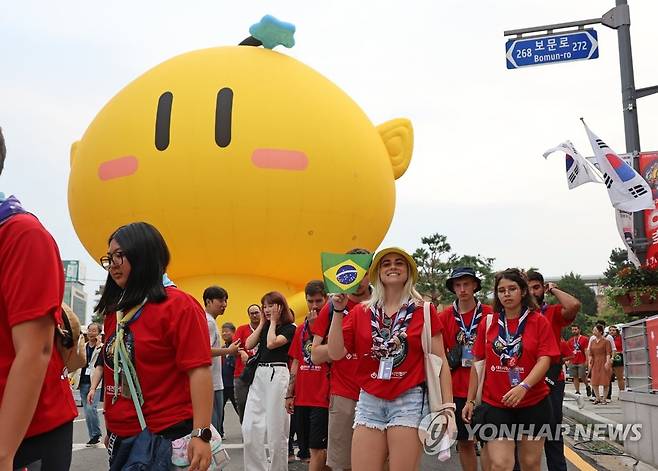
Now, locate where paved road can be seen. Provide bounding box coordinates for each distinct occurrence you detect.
[71,404,582,470]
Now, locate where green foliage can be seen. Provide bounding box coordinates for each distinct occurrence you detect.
[604,248,633,284]
[557,272,598,316]
[413,233,495,305]
[605,263,658,309]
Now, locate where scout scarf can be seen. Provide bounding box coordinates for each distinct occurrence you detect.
[111,300,147,405]
[494,308,530,367]
[452,300,482,345]
[0,195,27,225]
[370,299,416,360]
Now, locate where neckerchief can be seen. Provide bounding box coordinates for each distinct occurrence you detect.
[370,299,416,360]
[572,335,583,352]
[452,300,482,345]
[494,308,530,366]
[112,300,146,404]
[540,302,548,316]
[0,195,27,225]
[301,319,313,365]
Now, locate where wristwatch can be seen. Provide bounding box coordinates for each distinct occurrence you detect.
[191,427,212,443]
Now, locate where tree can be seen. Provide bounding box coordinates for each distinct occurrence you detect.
[551,272,598,337]
[604,248,633,284]
[413,233,495,305]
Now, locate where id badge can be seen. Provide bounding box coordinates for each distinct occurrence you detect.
[508,367,521,386]
[461,345,474,367]
[377,357,394,380]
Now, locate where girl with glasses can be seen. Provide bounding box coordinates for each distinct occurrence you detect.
[462,269,559,471]
[90,222,213,470]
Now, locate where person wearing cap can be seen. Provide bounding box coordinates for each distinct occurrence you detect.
[439,267,493,471]
[328,247,454,470]
[526,270,580,471]
[462,269,559,471]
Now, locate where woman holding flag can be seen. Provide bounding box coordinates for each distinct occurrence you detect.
[328,247,454,471]
[462,268,559,471]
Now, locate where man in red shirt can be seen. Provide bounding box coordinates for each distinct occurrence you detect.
[527,270,581,471]
[311,248,370,471]
[567,325,590,396]
[0,128,78,469]
[286,281,329,469]
[233,303,262,423]
[438,267,493,471]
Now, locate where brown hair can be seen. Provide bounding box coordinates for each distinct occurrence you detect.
[261,291,294,325]
[493,268,539,313]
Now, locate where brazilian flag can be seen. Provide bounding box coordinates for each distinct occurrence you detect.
[321,252,373,294]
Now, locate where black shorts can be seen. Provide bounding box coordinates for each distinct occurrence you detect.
[473,396,554,441]
[295,405,329,450]
[454,397,471,441]
[14,420,73,470]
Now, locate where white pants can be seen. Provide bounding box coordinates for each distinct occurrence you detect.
[242,364,290,471]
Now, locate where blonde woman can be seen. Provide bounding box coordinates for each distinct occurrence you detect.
[328,247,453,471]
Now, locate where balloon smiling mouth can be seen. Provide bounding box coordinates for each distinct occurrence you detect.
[98,156,139,180]
[251,149,308,171]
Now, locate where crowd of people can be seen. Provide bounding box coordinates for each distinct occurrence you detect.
[0,122,627,471]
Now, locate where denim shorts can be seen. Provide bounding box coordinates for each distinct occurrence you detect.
[354,386,428,431]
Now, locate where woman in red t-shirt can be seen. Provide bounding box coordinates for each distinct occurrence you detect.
[328,247,454,471]
[92,222,213,470]
[462,268,559,471]
[608,325,625,392]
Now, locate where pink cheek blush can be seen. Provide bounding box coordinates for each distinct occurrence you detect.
[98,156,139,181]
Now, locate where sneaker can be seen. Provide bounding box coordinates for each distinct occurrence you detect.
[586,385,592,397]
[86,435,101,447]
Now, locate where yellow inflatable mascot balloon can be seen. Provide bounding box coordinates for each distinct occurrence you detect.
[68,16,413,325]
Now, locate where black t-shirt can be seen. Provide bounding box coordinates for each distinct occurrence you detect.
[257,322,295,364]
[79,343,95,385]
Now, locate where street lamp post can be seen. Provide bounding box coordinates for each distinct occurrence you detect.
[505,0,658,264]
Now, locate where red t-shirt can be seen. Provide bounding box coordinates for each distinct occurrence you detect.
[438,303,494,398]
[342,302,442,401]
[472,311,559,409]
[233,324,257,378]
[311,299,360,401]
[567,334,588,365]
[0,214,78,438]
[289,322,330,408]
[541,304,571,380]
[102,287,212,436]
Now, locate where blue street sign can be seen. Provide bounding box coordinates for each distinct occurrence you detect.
[506,29,599,69]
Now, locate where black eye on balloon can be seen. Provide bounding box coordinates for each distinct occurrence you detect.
[215,87,233,148]
[155,91,173,151]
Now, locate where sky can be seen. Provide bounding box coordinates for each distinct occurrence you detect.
[2,1,658,321]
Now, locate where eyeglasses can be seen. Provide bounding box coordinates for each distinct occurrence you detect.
[100,251,125,270]
[497,286,519,295]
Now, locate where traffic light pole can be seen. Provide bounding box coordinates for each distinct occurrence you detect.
[505,0,658,265]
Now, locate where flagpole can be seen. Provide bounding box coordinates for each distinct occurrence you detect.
[614,0,648,265]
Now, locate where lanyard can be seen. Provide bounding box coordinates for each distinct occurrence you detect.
[495,308,530,366]
[452,300,482,344]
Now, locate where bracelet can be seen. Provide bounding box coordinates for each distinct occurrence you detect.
[467,399,476,406]
[520,382,531,391]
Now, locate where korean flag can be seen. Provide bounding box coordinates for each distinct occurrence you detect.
[543,140,601,190]
[582,119,655,212]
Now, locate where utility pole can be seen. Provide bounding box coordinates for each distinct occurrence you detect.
[505,1,658,264]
